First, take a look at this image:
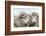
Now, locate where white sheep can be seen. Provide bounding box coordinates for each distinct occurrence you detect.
[14,12,32,27]
[14,12,39,27]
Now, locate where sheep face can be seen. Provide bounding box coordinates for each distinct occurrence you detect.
[31,12,39,24]
[14,12,32,27]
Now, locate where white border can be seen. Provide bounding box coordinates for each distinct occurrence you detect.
[11,5,42,31]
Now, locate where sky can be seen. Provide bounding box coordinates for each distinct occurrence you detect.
[13,8,41,16]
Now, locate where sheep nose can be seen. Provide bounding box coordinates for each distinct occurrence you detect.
[33,21,36,24]
[25,24,27,26]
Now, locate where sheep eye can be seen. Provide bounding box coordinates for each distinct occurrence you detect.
[20,16,22,18]
[37,16,39,18]
[20,15,24,19]
[30,16,31,17]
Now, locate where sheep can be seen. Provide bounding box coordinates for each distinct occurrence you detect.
[14,12,32,27]
[31,12,39,26]
[14,12,39,27]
